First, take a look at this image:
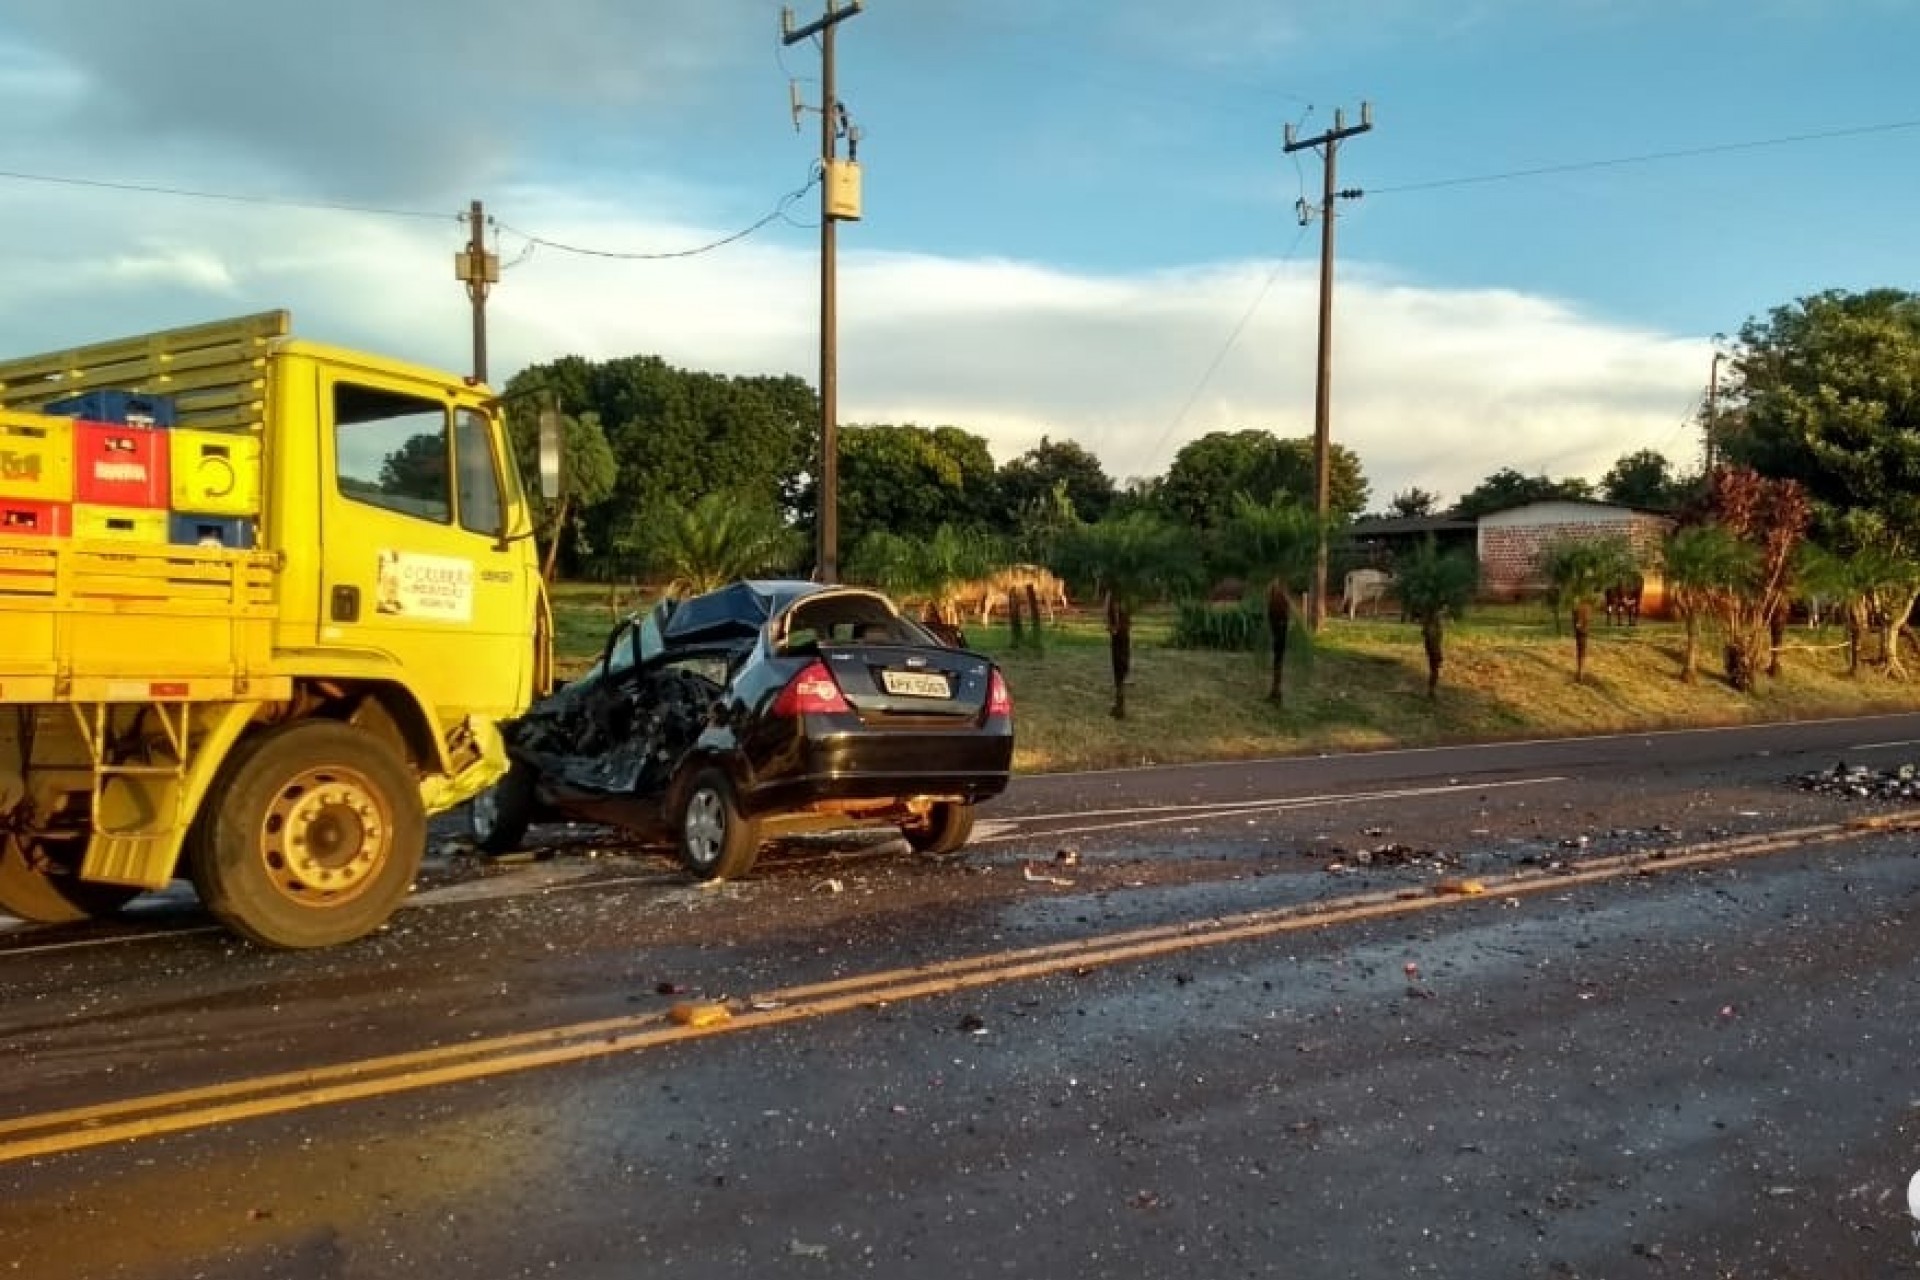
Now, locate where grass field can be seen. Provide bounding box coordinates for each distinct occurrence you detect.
[546,583,1920,776]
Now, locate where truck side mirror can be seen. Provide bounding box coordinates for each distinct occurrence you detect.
[537,406,564,501]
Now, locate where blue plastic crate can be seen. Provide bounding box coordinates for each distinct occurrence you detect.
[168,513,255,549]
[45,390,177,428]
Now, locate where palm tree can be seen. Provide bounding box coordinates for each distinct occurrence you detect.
[1058,512,1199,718]
[847,524,999,644]
[1537,534,1639,684]
[1663,524,1754,683]
[640,491,805,597]
[1214,494,1321,705]
[1392,537,1479,698]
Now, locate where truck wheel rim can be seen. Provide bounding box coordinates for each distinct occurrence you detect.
[261,767,390,904]
[685,789,725,866]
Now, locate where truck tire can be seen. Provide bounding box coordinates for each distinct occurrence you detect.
[187,719,425,949]
[469,760,537,855]
[903,802,976,856]
[0,835,141,923]
[677,766,762,881]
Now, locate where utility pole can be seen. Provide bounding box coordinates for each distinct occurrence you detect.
[1285,103,1372,631]
[1705,349,1725,471]
[454,198,499,383]
[784,0,864,583]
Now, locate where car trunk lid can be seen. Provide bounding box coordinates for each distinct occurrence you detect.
[817,643,992,721]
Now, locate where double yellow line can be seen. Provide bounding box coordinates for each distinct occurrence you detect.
[3,812,1911,1165]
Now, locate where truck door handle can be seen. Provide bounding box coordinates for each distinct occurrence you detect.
[331,585,361,622]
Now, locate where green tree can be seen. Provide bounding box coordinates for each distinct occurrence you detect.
[836,423,999,550]
[1452,468,1594,519]
[1161,430,1369,530]
[1391,537,1479,698]
[1661,524,1754,684]
[1798,517,1920,679]
[996,436,1114,531]
[503,404,618,580]
[1691,466,1810,690]
[1600,449,1687,510]
[1009,480,1079,569]
[505,355,814,581]
[1724,289,1920,674]
[1212,495,1320,705]
[637,491,806,597]
[1057,512,1201,718]
[845,523,1000,641]
[1389,487,1441,518]
[1537,534,1639,684]
[1726,289,1920,542]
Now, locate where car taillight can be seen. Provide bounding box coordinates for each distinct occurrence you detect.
[773,661,851,716]
[987,669,1012,719]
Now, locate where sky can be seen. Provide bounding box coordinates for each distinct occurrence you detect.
[0,0,1913,510]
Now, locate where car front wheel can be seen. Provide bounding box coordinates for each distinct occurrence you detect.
[469,761,537,855]
[678,767,763,880]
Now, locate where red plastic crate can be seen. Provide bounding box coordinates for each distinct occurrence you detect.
[73,421,168,508]
[0,499,70,537]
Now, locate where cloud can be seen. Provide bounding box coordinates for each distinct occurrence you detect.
[0,1,755,197]
[0,178,1705,510]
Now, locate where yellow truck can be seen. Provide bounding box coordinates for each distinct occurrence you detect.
[0,311,555,948]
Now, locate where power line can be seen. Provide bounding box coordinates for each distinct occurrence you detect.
[1369,119,1920,196]
[0,167,452,221]
[492,171,820,261]
[1139,223,1314,476]
[0,163,823,261]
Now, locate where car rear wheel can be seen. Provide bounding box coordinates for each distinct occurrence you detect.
[904,802,976,856]
[469,761,537,855]
[678,767,762,880]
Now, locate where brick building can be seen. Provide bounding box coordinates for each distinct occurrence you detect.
[1476,499,1675,612]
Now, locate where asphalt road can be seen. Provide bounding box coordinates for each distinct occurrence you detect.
[7,714,1920,1278]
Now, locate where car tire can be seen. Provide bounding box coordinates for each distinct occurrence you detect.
[904,802,976,856]
[469,761,537,856]
[678,766,762,880]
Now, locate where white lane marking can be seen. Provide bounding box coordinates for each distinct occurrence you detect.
[974,775,1570,843]
[1847,739,1920,751]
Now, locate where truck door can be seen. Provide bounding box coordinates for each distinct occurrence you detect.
[320,375,532,719]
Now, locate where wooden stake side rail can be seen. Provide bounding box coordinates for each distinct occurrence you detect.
[0,310,287,435]
[0,535,286,704]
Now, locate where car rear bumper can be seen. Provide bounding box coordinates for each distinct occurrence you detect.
[740,730,1013,814]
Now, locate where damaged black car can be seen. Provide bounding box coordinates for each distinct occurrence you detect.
[469,580,1015,879]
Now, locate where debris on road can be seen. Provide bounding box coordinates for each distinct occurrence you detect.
[1434,877,1487,896]
[1023,862,1075,886]
[1795,760,1920,800]
[788,1239,830,1260]
[669,1001,732,1028]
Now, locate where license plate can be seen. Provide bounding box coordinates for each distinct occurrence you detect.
[881,669,949,698]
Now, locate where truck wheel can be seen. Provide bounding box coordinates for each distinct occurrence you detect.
[0,836,141,923]
[469,760,537,855]
[677,767,762,880]
[904,802,976,856]
[187,720,425,949]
